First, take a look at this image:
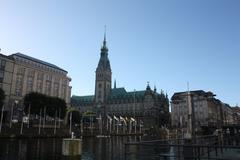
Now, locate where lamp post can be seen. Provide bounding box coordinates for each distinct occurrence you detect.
[133,89,137,134]
[69,112,72,135]
[27,103,31,128]
[10,100,18,128]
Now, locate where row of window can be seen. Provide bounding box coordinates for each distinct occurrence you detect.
[0,59,6,70]
[16,57,66,75]
[15,78,66,98]
[110,111,156,117]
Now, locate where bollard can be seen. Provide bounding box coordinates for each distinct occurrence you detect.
[62,138,82,156]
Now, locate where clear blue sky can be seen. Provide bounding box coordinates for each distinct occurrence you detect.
[0,0,239,106]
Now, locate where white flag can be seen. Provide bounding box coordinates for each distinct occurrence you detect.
[130,117,135,122]
[96,114,102,120]
[107,115,112,122]
[114,115,119,121]
[120,116,127,125]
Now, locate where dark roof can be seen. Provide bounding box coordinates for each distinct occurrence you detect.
[0,53,14,61]
[11,53,67,72]
[171,90,215,100]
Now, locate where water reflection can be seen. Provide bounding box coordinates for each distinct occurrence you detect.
[0,136,143,160]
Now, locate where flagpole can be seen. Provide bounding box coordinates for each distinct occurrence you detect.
[106,118,108,132]
[58,108,61,128]
[38,109,42,135]
[27,104,31,128]
[134,121,137,134]
[0,105,4,133]
[90,116,93,135]
[69,112,72,135]
[113,116,115,133]
[81,117,83,136]
[140,123,142,134]
[116,122,118,135]
[109,120,112,134]
[9,102,14,128]
[20,115,24,135]
[100,115,103,135]
[43,106,46,129]
[129,121,131,134]
[54,110,57,135]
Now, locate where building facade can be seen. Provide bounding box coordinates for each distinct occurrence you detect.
[71,35,170,128]
[0,52,71,118]
[232,106,240,125]
[0,54,14,109]
[171,90,234,129]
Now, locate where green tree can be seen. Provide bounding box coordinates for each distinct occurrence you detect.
[46,97,66,119]
[71,111,82,124]
[24,92,46,114]
[24,92,67,118]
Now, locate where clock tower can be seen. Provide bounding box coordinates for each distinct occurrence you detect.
[95,32,112,105]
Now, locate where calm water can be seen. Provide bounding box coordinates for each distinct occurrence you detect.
[0,136,146,160]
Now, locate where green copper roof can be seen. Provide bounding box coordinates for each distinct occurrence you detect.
[71,87,168,106]
[71,95,94,105]
[109,88,127,98]
[107,88,146,103]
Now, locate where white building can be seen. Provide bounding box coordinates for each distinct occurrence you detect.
[171,90,223,128]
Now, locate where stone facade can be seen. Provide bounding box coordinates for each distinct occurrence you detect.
[0,54,14,109]
[232,106,240,125]
[0,52,71,117]
[171,90,234,129]
[71,35,170,128]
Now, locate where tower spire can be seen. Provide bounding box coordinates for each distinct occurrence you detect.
[103,25,107,46]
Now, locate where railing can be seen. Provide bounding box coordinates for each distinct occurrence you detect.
[124,134,240,160]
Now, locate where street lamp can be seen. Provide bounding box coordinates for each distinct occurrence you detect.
[10,100,18,128]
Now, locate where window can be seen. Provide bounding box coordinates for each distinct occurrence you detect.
[0,71,4,83]
[26,76,33,93]
[15,74,23,96]
[53,82,59,97]
[62,85,66,99]
[98,90,102,98]
[45,80,51,95]
[37,79,43,93]
[0,60,6,70]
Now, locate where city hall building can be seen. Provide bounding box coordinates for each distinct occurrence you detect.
[71,35,170,128]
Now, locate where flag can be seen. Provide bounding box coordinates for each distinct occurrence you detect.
[130,117,135,122]
[119,116,124,121]
[120,116,127,125]
[107,115,112,122]
[114,115,119,121]
[96,114,102,120]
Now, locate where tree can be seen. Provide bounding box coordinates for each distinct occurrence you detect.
[24,92,67,118]
[0,88,5,109]
[46,97,66,119]
[71,111,82,124]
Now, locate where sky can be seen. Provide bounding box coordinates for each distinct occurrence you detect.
[0,0,239,106]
